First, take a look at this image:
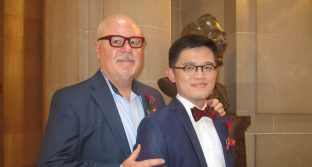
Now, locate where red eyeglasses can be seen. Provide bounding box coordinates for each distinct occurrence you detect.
[97,35,145,48]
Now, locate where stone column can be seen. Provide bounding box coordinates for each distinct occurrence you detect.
[171,0,181,43]
[2,0,43,166]
[225,0,257,166]
[44,0,104,121]
[0,0,3,165]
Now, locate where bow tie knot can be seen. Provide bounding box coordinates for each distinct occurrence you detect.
[191,106,219,122]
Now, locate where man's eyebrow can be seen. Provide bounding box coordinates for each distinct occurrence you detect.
[182,61,215,66]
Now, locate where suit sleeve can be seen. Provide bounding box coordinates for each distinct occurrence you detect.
[136,117,168,165]
[38,91,120,167]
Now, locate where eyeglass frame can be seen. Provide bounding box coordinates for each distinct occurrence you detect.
[97,35,145,48]
[171,64,218,74]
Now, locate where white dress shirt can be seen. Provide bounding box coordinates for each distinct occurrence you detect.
[176,94,226,167]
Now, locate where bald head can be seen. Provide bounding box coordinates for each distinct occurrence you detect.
[95,15,144,89]
[97,15,142,39]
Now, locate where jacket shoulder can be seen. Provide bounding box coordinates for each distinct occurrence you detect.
[134,80,166,109]
[53,78,92,98]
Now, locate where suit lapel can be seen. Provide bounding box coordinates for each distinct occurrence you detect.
[170,99,208,167]
[90,70,131,156]
[141,96,149,116]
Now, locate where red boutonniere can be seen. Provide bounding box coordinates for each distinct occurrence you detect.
[144,95,156,113]
[222,115,238,152]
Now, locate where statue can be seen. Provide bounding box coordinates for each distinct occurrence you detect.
[158,13,230,111]
[181,13,227,65]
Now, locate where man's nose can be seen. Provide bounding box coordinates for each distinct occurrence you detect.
[194,67,205,78]
[122,40,132,52]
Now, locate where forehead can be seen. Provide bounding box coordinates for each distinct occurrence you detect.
[101,20,142,37]
[177,47,215,64]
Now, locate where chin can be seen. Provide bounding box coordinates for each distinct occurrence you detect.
[191,91,210,98]
[120,73,135,79]
[192,94,210,101]
[119,68,136,76]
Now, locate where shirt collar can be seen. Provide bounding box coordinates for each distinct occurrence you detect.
[176,94,208,123]
[176,94,207,110]
[100,69,140,99]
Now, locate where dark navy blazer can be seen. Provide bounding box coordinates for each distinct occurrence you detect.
[39,70,166,167]
[136,98,234,167]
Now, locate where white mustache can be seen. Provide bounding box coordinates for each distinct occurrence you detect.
[116,54,136,62]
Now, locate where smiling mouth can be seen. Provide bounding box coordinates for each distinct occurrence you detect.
[191,83,207,88]
[117,59,135,63]
[116,55,136,63]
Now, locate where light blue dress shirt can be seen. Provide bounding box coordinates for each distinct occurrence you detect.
[102,72,145,151]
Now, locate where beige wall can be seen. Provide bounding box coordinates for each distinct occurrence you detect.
[177,0,312,166]
[230,0,312,166]
[226,0,312,166]
[251,0,312,166]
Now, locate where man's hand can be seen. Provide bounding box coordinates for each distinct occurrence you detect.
[122,144,165,167]
[207,98,226,116]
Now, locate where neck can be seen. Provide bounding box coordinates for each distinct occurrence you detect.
[193,100,206,109]
[101,70,134,100]
[110,77,133,100]
[177,94,206,109]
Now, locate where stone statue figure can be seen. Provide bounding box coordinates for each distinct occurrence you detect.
[158,13,230,111]
[181,13,227,65]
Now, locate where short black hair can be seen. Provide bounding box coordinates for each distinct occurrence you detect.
[168,34,220,67]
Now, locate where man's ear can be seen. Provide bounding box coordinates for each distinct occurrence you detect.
[215,67,220,80]
[166,68,176,83]
[94,42,100,59]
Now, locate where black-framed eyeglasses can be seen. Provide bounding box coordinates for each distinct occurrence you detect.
[97,35,145,48]
[171,64,217,74]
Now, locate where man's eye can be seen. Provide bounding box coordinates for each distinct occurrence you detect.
[130,40,138,45]
[184,65,195,71]
[203,65,214,70]
[112,40,123,44]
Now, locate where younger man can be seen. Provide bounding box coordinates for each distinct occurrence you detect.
[136,35,234,167]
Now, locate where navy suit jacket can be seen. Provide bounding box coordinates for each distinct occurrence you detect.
[136,98,234,167]
[39,70,166,167]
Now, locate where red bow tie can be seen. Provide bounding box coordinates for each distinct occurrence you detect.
[191,106,219,122]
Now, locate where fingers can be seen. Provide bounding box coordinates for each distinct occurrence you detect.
[140,159,165,166]
[123,144,165,167]
[122,145,141,167]
[217,107,226,116]
[207,98,218,107]
[207,99,226,116]
[128,144,141,160]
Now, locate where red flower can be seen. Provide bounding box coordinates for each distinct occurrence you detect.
[222,116,237,152]
[144,95,156,113]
